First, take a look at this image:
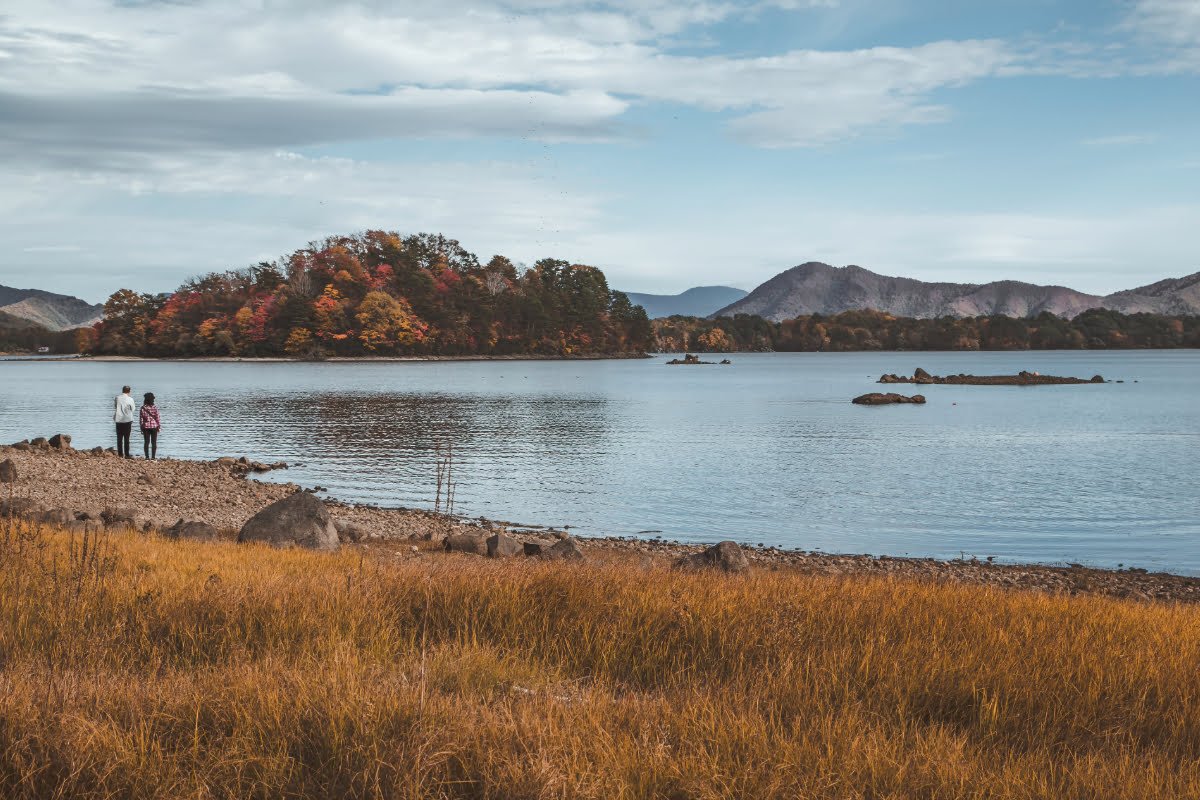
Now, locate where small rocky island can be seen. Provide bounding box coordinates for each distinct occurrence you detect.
[852,393,926,405]
[667,354,732,365]
[879,367,1105,386]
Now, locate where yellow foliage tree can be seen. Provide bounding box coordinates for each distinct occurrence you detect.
[355,291,428,352]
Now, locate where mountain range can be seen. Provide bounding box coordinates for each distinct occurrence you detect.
[622,286,748,319]
[713,263,1200,321]
[0,285,104,331]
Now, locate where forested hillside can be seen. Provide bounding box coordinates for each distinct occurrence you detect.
[89,231,653,358]
[655,309,1200,352]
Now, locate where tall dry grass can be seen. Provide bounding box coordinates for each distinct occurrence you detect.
[0,517,1196,799]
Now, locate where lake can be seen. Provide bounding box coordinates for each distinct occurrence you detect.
[1,351,1197,574]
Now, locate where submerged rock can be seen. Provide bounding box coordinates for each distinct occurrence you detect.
[879,368,1104,386]
[237,492,340,552]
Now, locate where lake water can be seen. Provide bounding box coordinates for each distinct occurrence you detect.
[1,352,1197,574]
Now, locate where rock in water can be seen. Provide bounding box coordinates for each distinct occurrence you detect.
[852,393,927,405]
[237,492,340,552]
[166,519,219,542]
[48,434,72,450]
[486,533,523,558]
[444,532,488,555]
[0,459,17,483]
[675,541,749,573]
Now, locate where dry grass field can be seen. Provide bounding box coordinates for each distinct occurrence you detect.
[0,519,1196,799]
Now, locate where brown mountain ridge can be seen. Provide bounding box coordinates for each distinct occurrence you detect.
[713,263,1200,321]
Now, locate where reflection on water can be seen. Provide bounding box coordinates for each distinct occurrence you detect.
[0,352,1197,574]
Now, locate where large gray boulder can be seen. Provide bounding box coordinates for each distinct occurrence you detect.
[444,532,488,555]
[48,434,72,450]
[539,537,585,561]
[486,533,523,558]
[334,519,366,543]
[675,541,749,574]
[0,459,17,483]
[238,492,340,551]
[166,519,219,542]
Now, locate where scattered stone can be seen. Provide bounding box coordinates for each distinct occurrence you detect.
[444,532,489,555]
[238,491,340,552]
[10,441,32,451]
[675,540,749,574]
[0,459,17,483]
[89,446,105,456]
[486,533,523,558]
[165,519,219,542]
[852,393,926,406]
[334,519,366,543]
[137,473,157,486]
[48,434,72,450]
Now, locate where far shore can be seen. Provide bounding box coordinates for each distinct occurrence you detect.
[1,352,654,363]
[1,444,1197,603]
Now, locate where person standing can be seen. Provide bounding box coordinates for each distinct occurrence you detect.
[139,392,161,460]
[114,385,135,458]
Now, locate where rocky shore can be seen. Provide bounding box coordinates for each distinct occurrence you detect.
[2,443,1196,604]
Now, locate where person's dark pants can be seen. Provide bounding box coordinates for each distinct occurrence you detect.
[142,427,158,459]
[116,422,132,457]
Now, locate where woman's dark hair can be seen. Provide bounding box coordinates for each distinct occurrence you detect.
[144,392,155,405]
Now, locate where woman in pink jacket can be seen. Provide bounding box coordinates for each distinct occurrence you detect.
[139,392,161,460]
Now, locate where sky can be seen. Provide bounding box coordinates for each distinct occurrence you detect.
[1,0,1198,303]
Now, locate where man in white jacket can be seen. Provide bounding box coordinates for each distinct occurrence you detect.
[114,385,135,458]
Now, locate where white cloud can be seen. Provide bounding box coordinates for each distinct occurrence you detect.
[1081,133,1158,146]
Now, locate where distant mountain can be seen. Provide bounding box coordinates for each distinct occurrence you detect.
[713,263,1200,321]
[623,286,748,319]
[0,285,103,331]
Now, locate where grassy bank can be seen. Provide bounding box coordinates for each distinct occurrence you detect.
[0,520,1197,799]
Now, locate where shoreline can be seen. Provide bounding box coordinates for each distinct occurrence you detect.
[0,353,653,363]
[2,444,1196,603]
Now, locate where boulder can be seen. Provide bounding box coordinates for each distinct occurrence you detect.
[486,533,523,558]
[48,434,72,450]
[166,519,219,542]
[101,507,139,528]
[852,393,926,405]
[0,459,17,483]
[1091,375,1105,383]
[29,437,49,449]
[540,537,585,561]
[0,498,44,519]
[88,446,105,456]
[334,519,366,543]
[39,507,76,526]
[675,541,749,574]
[523,541,546,557]
[216,457,237,466]
[443,532,488,555]
[237,492,339,551]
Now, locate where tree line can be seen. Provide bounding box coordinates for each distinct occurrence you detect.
[653,308,1200,352]
[86,231,654,358]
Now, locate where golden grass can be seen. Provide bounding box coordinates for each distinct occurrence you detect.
[0,520,1196,799]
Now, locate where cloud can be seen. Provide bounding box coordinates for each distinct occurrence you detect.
[0,0,1013,162]
[1081,133,1158,146]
